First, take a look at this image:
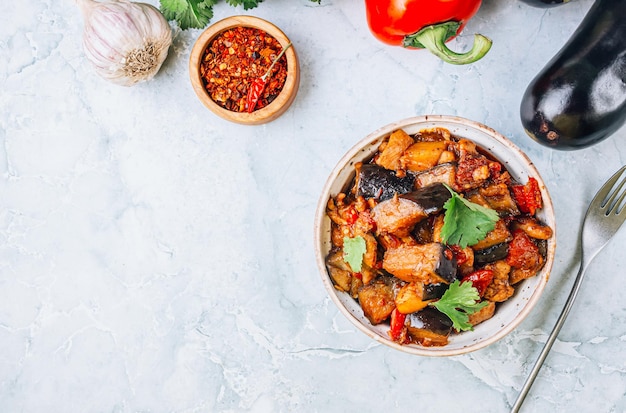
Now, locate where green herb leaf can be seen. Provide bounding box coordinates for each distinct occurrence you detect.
[161,0,320,30]
[440,184,499,248]
[160,0,217,30]
[343,236,366,273]
[430,280,489,331]
[225,0,264,10]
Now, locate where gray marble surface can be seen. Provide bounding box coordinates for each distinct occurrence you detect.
[1,0,625,412]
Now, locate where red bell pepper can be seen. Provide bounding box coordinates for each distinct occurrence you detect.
[364,0,492,65]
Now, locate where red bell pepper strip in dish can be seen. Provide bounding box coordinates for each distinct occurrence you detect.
[389,308,407,342]
[364,0,492,65]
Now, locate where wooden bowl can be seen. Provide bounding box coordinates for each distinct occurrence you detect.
[189,16,300,125]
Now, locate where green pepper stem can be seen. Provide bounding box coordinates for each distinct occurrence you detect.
[403,21,492,65]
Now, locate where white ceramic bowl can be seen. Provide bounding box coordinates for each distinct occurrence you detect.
[314,115,556,356]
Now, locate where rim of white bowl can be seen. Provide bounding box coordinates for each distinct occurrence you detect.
[313,115,556,357]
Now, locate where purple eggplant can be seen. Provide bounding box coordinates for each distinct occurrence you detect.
[355,164,414,201]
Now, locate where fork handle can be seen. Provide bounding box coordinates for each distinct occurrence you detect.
[511,259,591,412]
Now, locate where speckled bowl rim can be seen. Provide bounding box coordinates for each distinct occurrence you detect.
[314,115,556,357]
[188,15,300,125]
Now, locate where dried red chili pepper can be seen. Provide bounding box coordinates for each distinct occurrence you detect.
[512,177,542,215]
[460,269,494,297]
[246,43,292,113]
[449,244,468,266]
[506,229,541,269]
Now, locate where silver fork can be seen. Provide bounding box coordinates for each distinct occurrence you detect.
[512,165,626,412]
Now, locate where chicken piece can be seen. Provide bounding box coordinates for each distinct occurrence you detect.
[511,216,553,240]
[468,301,496,326]
[454,139,491,190]
[382,243,457,284]
[483,260,514,302]
[371,184,450,237]
[371,195,427,237]
[510,265,544,284]
[376,129,414,171]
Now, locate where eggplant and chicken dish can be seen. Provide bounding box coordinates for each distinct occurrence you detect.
[325,127,553,347]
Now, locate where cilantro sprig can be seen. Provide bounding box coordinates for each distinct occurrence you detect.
[343,236,366,272]
[160,0,320,30]
[440,184,499,248]
[160,0,216,30]
[429,280,489,331]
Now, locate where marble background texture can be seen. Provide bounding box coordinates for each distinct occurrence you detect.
[1,0,625,412]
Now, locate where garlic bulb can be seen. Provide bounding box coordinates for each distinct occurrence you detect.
[76,0,173,86]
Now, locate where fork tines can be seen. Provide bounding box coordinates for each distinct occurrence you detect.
[600,165,626,215]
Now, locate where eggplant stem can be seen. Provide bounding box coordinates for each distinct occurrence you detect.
[403,21,492,65]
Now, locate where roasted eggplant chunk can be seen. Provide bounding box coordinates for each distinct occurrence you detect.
[423,283,447,300]
[372,183,451,236]
[382,243,457,284]
[407,307,453,346]
[400,183,451,215]
[415,162,457,189]
[473,242,509,265]
[326,250,363,297]
[355,164,414,201]
[357,276,398,325]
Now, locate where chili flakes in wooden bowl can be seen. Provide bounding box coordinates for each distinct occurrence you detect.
[189,16,300,125]
[200,26,288,113]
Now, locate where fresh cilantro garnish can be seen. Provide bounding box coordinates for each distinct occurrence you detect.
[429,280,489,331]
[343,236,366,272]
[440,184,499,248]
[225,0,264,9]
[160,0,320,30]
[160,0,216,30]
